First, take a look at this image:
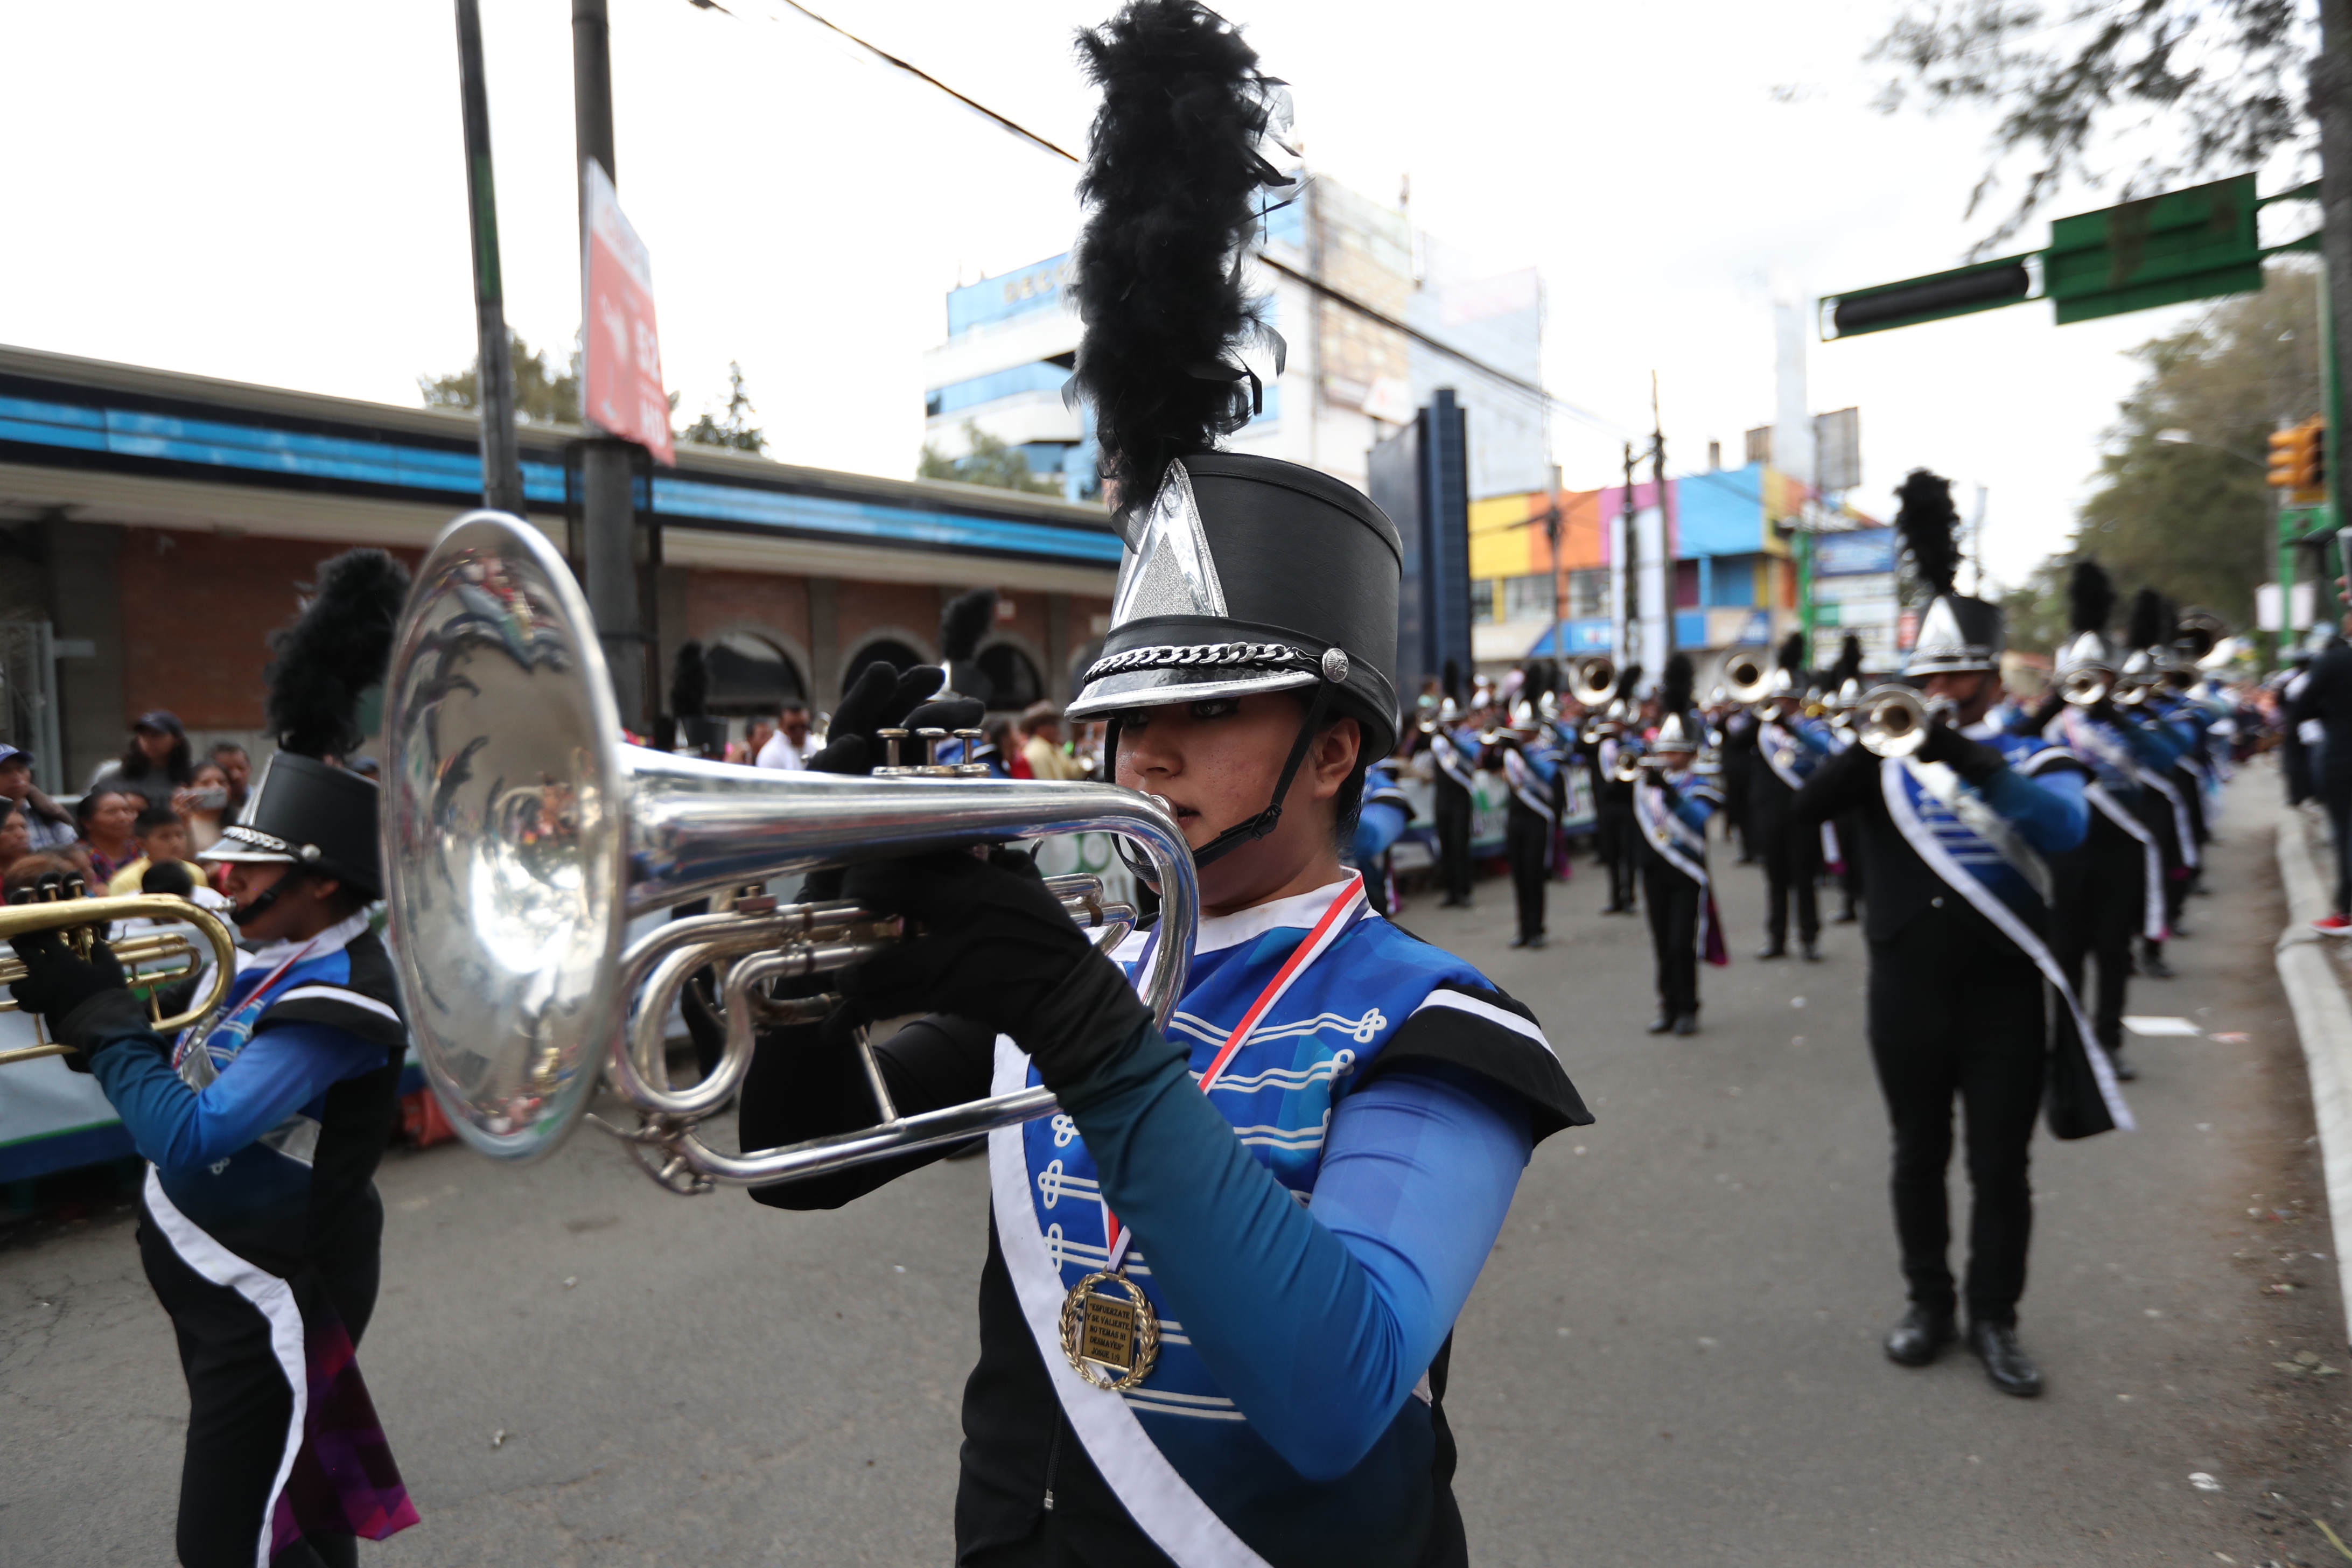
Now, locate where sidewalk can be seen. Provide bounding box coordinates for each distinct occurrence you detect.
[2274,783,2352,1348]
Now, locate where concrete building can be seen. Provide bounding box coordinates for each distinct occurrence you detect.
[0,345,1118,795]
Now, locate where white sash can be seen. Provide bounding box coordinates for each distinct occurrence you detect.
[989,1039,1273,1568]
[1432,733,1474,792]
[2134,765,2200,870]
[1503,748,1556,821]
[2084,782,2167,941]
[1882,764,2133,1131]
[1759,722,1809,793]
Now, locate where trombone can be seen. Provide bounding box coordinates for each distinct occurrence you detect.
[0,890,240,1067]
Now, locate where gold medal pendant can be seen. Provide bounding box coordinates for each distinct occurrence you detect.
[1059,1269,1160,1391]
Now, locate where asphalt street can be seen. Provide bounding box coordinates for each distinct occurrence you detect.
[5,765,2350,1566]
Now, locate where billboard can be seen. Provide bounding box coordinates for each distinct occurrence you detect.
[1815,527,1895,576]
[582,159,674,465]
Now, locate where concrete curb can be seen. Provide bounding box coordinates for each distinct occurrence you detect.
[2273,810,2352,1347]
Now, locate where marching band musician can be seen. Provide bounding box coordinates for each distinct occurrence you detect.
[2017,565,2179,1083]
[1495,690,1562,948]
[1791,471,2125,1399]
[1345,751,1416,916]
[725,10,1590,1564]
[1427,673,1479,909]
[1633,654,1724,1035]
[1824,636,1868,926]
[5,551,417,1567]
[1585,662,1644,915]
[1728,634,1833,962]
[2118,590,2200,978]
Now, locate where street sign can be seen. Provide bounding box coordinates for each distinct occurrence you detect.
[1822,173,2270,341]
[582,159,674,465]
[2043,174,2261,325]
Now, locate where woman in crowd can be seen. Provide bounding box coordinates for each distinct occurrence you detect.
[88,710,194,809]
[174,759,235,854]
[0,799,29,882]
[75,787,140,885]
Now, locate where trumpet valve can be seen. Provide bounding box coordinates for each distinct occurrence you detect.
[915,727,950,773]
[953,728,991,778]
[875,727,912,774]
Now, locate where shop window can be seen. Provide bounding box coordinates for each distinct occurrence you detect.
[1470,580,1495,625]
[1567,568,1609,619]
[1501,573,1556,622]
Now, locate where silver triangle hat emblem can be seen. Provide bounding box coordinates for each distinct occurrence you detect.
[1109,461,1227,627]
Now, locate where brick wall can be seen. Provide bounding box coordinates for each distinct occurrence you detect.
[682,569,809,650]
[115,528,424,731]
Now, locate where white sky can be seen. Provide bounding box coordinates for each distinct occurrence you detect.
[0,0,2311,589]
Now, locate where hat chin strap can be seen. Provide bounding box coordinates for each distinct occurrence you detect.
[1105,680,1339,879]
[230,866,304,927]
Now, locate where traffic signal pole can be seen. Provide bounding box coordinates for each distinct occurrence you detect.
[453,0,523,515]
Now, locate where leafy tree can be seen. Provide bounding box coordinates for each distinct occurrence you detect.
[2013,263,2321,639]
[681,361,768,454]
[419,332,580,423]
[1866,0,2307,251]
[918,421,1064,496]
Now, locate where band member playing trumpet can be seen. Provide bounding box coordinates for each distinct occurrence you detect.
[1427,674,1478,908]
[1791,471,2122,1399]
[725,12,1590,1563]
[1494,690,1562,948]
[6,551,417,1567]
[1584,663,1644,915]
[1633,654,1723,1035]
[1727,634,1835,962]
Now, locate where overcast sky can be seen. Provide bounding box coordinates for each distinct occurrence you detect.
[1,0,2313,588]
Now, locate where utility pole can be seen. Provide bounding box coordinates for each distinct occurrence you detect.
[1651,373,1673,659]
[572,0,648,731]
[453,0,522,514]
[2318,0,2352,627]
[1619,441,1639,675]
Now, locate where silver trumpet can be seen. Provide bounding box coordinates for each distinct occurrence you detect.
[1854,684,1954,759]
[2056,664,2113,707]
[381,512,1198,1195]
[1719,648,1772,706]
[1567,655,1617,708]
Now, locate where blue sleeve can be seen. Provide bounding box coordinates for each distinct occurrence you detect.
[1979,764,2087,855]
[1062,1033,1531,1480]
[1352,801,1408,861]
[1528,748,1559,784]
[1670,788,1716,832]
[91,1021,390,1176]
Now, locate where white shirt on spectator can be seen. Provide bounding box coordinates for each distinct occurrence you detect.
[756,732,819,771]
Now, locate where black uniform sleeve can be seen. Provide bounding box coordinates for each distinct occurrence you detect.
[738,1009,997,1210]
[1353,982,1591,1142]
[1789,737,1875,826]
[251,930,408,1054]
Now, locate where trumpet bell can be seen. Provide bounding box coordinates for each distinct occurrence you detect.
[382,512,1198,1171]
[1719,649,1772,706]
[1567,655,1616,708]
[1856,684,1942,759]
[2057,665,2112,707]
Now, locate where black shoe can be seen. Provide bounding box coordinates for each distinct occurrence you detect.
[1755,942,1787,960]
[1525,933,1549,950]
[1883,1306,1957,1367]
[2107,1049,2138,1082]
[1801,940,1822,962]
[1966,1320,2043,1397]
[2140,945,2174,979]
[1507,934,1529,948]
[1832,906,1860,925]
[1672,1012,1699,1036]
[1647,1011,1675,1034]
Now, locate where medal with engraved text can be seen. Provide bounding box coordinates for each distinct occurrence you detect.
[1059,1269,1160,1390]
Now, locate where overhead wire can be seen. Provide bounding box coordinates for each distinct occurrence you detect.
[707,0,1787,507]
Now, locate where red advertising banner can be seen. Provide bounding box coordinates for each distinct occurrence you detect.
[581,159,673,465]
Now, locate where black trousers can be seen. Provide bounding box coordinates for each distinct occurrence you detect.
[139,1208,377,1568]
[1865,914,2048,1327]
[1835,809,1866,914]
[1641,853,1702,1018]
[1595,799,1638,909]
[2141,790,2191,934]
[2323,776,2352,916]
[1753,810,1821,946]
[1506,809,1550,939]
[2050,816,2145,1056]
[1434,783,1474,904]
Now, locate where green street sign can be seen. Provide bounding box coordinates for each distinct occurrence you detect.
[2044,174,2260,324]
[1823,173,2278,340]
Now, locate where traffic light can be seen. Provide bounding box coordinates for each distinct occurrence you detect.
[2269,417,2327,501]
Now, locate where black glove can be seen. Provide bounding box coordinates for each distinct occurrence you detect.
[4,911,140,1073]
[1917,721,2006,784]
[2030,692,2066,730]
[835,849,1149,1093]
[1654,777,1682,809]
[806,663,984,778]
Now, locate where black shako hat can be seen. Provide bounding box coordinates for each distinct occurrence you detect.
[207,752,383,897]
[1893,467,2003,676]
[1066,452,1403,759]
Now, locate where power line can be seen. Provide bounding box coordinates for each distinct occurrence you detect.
[710,0,1768,500]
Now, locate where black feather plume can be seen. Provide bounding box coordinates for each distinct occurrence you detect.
[1893,469,1961,597]
[1068,0,1287,516]
[940,588,997,664]
[1776,632,1805,676]
[670,640,708,720]
[265,549,411,761]
[1615,662,1643,703]
[2127,587,2162,651]
[2068,561,2115,637]
[1834,634,1864,686]
[1661,652,1693,716]
[2160,596,2180,648]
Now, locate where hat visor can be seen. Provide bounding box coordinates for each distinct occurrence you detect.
[1067,665,1317,720]
[198,842,297,865]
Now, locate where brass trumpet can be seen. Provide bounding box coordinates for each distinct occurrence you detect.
[0,892,241,1066]
[2056,664,2113,707]
[1854,685,1952,759]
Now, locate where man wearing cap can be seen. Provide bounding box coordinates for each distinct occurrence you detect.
[6,554,418,1566]
[1792,470,2116,1401]
[0,743,75,852]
